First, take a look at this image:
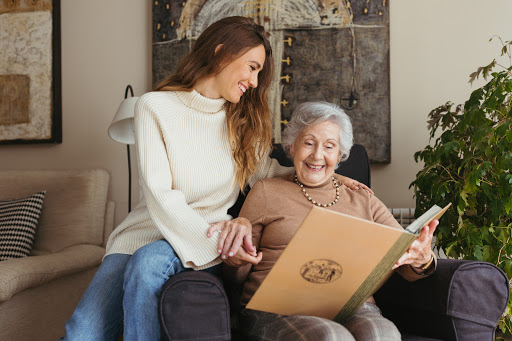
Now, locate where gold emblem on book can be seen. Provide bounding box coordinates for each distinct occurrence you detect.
[300,259,342,284]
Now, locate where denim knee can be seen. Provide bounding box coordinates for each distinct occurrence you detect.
[123,240,185,289]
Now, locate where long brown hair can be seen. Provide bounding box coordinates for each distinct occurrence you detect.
[154,16,274,190]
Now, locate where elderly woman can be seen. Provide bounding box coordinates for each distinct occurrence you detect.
[213,101,438,340]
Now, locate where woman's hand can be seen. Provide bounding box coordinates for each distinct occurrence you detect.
[207,217,256,260]
[339,176,374,195]
[223,246,263,268]
[393,219,439,270]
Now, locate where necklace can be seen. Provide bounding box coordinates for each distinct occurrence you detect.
[294,175,340,207]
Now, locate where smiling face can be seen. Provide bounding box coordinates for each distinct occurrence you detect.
[290,120,342,187]
[210,44,266,103]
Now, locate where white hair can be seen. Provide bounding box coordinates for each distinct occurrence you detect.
[281,102,353,166]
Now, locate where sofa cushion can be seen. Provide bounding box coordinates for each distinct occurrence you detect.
[0,169,110,254]
[0,191,45,261]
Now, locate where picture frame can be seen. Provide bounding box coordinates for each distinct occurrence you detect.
[0,0,62,144]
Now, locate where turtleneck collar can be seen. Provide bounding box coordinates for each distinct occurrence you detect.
[176,89,226,113]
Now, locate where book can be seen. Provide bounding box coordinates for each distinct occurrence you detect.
[246,203,451,322]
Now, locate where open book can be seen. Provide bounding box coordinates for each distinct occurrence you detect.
[246,203,451,322]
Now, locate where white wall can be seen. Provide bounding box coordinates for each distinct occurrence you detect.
[0,0,151,225]
[0,0,511,226]
[374,0,512,208]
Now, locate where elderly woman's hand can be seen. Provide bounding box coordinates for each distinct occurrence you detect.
[207,217,257,260]
[223,246,263,268]
[339,176,374,195]
[392,219,439,271]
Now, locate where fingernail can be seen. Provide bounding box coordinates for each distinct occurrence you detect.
[218,249,222,254]
[229,252,233,256]
[221,255,227,259]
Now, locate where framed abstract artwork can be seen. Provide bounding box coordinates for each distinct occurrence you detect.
[153,0,390,163]
[0,0,62,144]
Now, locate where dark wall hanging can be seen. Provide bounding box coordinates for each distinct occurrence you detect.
[153,0,389,163]
[0,0,62,144]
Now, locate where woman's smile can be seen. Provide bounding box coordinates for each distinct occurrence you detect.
[305,163,325,171]
[238,82,247,95]
[291,121,341,187]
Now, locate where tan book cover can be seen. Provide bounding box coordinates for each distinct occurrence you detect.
[246,203,451,322]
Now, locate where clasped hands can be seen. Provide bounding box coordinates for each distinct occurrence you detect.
[207,217,262,267]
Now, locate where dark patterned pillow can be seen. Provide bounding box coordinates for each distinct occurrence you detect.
[0,191,46,261]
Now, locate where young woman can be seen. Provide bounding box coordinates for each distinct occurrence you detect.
[62,17,368,340]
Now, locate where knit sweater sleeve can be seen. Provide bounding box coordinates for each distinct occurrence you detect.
[239,180,268,250]
[370,195,436,281]
[227,180,268,286]
[134,95,219,269]
[370,194,402,230]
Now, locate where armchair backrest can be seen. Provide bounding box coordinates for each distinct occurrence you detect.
[0,169,110,254]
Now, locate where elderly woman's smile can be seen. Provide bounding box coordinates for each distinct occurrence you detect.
[291,121,341,187]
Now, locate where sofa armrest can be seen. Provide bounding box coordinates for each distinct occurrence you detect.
[374,259,509,341]
[0,244,104,302]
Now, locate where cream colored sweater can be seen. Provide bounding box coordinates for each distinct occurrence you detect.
[105,90,292,270]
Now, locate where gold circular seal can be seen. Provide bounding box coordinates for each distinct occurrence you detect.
[300,259,342,284]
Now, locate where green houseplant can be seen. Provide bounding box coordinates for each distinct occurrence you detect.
[410,37,512,337]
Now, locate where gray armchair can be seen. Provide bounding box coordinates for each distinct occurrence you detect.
[159,145,510,341]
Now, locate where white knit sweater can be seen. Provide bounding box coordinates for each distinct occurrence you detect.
[105,90,292,270]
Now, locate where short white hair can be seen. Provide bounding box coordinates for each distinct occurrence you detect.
[281,102,353,165]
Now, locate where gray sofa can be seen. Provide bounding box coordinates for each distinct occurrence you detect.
[0,169,114,341]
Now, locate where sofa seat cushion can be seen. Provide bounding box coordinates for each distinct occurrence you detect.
[0,191,45,261]
[0,244,104,301]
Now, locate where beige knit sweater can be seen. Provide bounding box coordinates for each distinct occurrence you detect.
[238,174,435,306]
[105,90,292,270]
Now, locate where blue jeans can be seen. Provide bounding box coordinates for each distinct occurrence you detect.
[61,239,220,341]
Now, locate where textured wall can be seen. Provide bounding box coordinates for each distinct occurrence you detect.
[153,0,391,163]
